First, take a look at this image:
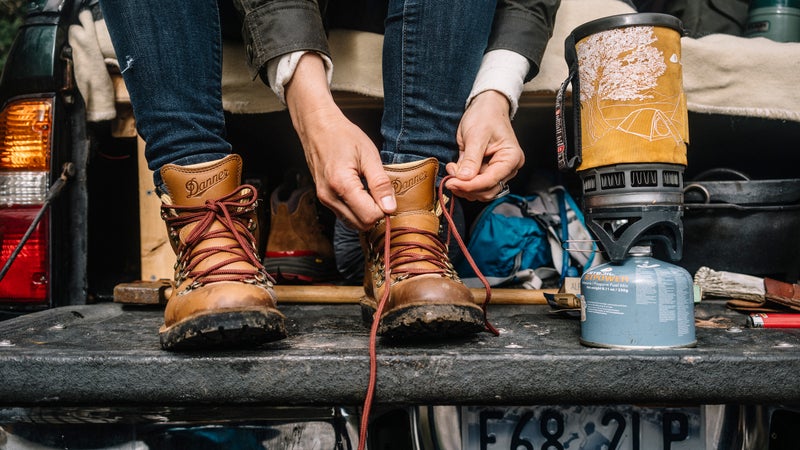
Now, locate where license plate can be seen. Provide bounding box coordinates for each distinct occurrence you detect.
[462,405,703,450]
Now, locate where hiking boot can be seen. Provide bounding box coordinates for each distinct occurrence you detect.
[264,174,338,283]
[158,154,286,350]
[360,157,485,339]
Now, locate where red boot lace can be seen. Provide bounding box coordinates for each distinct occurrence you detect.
[162,185,272,289]
[357,175,498,449]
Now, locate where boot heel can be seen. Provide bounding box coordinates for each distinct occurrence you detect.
[359,298,377,327]
[378,304,485,339]
[159,309,287,351]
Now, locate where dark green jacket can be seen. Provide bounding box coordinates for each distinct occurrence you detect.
[488,0,561,82]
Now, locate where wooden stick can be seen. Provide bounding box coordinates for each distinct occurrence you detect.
[114,281,555,306]
[274,285,554,305]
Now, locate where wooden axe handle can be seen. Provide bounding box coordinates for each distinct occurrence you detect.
[114,280,554,305]
[274,285,554,305]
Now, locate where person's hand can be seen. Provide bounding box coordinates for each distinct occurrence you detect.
[445,89,524,201]
[284,54,396,230]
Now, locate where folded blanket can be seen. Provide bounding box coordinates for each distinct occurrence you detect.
[682,34,800,122]
[72,0,800,123]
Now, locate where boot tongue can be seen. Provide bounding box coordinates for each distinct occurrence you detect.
[160,154,243,207]
[386,158,438,213]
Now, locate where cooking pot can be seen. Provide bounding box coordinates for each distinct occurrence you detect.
[679,168,800,281]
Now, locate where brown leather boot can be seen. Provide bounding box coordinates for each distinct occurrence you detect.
[264,175,338,283]
[360,157,485,338]
[158,154,286,350]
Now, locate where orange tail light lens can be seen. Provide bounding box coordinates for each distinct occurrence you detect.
[0,97,53,171]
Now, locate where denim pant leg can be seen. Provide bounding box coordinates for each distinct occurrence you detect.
[334,0,496,282]
[99,0,230,189]
[380,0,497,177]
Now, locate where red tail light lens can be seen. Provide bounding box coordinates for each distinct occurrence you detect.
[0,206,49,303]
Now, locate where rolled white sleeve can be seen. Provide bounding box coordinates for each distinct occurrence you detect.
[466,49,530,119]
[266,51,334,105]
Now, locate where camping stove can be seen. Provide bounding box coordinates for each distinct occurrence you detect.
[556,13,689,262]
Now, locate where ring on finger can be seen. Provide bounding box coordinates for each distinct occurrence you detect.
[493,180,510,200]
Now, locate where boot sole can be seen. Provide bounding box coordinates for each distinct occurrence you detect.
[159,309,287,351]
[360,300,485,339]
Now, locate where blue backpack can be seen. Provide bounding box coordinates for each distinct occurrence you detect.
[456,187,601,288]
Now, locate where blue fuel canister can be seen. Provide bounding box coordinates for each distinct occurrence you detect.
[580,247,696,348]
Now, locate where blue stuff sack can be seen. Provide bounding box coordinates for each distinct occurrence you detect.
[456,187,600,288]
[455,194,551,287]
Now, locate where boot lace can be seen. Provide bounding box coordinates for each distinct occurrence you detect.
[358,175,498,450]
[372,225,452,284]
[162,185,273,291]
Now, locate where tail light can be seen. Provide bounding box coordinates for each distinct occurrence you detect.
[0,97,53,307]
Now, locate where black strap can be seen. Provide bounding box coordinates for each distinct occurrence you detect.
[556,33,582,171]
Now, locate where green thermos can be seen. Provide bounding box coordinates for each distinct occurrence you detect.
[746,0,800,42]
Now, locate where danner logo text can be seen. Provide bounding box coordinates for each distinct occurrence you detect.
[185,169,229,198]
[391,172,428,196]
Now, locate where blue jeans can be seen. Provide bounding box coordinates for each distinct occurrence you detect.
[380,0,496,177]
[337,0,496,281]
[100,0,230,190]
